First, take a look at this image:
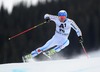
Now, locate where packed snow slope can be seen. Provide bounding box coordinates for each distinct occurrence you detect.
[0,50,100,72]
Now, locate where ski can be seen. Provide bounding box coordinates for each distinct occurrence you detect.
[42,52,52,59]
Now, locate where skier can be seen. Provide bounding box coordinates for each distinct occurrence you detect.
[22,10,83,62]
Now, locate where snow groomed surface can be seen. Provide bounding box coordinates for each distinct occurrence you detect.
[0,57,100,72]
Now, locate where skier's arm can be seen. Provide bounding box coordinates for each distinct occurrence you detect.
[70,19,83,43]
[44,14,58,22]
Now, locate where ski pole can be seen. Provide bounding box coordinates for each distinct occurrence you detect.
[8,21,47,40]
[80,42,89,58]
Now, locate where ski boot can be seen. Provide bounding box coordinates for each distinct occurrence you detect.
[43,49,56,59]
[22,54,33,62]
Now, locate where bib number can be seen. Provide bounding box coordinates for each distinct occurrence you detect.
[59,23,66,33]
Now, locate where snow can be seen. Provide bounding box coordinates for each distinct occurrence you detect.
[0,50,100,72]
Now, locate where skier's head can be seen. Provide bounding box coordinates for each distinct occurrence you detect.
[58,10,67,22]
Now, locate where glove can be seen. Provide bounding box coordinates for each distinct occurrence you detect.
[78,36,83,43]
[45,17,50,23]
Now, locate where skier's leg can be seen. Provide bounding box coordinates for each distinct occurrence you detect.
[44,39,69,57]
[22,41,53,62]
[54,39,69,52]
[22,42,54,62]
[31,36,57,58]
[22,35,58,61]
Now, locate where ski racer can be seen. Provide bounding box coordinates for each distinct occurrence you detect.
[23,10,83,62]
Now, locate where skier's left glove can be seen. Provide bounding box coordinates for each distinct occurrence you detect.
[78,36,83,43]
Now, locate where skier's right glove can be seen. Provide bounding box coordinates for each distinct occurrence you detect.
[78,36,83,43]
[45,17,50,23]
